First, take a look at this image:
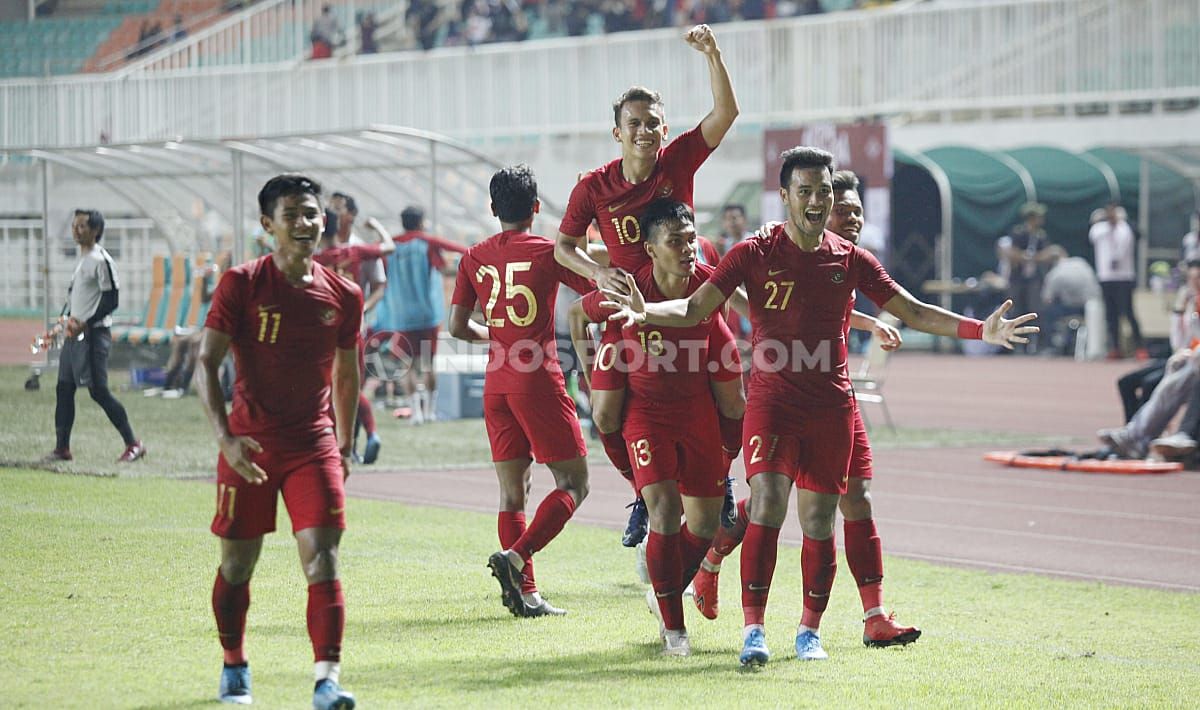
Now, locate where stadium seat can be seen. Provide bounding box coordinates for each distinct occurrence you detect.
[133,253,189,345]
[112,254,169,343]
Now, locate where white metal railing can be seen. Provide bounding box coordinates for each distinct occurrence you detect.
[105,0,388,76]
[0,218,163,316]
[1,0,1197,150]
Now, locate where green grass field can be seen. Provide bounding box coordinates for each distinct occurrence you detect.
[3,469,1198,709]
[4,364,1198,708]
[0,365,1058,478]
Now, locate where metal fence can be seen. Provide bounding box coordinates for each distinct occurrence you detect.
[1,0,1197,150]
[0,218,163,316]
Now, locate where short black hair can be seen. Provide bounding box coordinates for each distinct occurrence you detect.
[612,86,663,127]
[401,206,424,231]
[322,208,339,240]
[258,174,322,217]
[1186,259,1200,271]
[489,164,538,224]
[832,169,860,194]
[73,209,105,241]
[722,204,746,216]
[332,191,358,216]
[639,199,694,244]
[779,147,835,189]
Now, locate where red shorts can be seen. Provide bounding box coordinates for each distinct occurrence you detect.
[388,326,439,365]
[483,391,586,464]
[211,431,346,539]
[849,404,873,480]
[625,396,725,498]
[742,399,856,495]
[590,317,742,391]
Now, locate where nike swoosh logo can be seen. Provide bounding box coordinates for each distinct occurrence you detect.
[748,584,770,592]
[257,304,279,312]
[767,268,786,276]
[807,590,830,599]
[328,507,345,515]
[607,200,631,213]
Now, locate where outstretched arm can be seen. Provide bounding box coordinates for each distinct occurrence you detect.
[602,276,728,329]
[882,288,1038,349]
[363,217,396,255]
[849,310,903,351]
[686,24,739,149]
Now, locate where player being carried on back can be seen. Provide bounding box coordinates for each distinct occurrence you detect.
[449,164,594,618]
[601,147,1038,667]
[554,23,745,549]
[568,199,735,656]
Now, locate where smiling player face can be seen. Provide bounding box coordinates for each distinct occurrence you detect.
[827,188,864,244]
[262,193,324,260]
[613,100,667,163]
[780,166,833,241]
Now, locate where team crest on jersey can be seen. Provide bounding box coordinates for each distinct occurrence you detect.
[657,181,674,197]
[830,270,846,284]
[319,307,337,325]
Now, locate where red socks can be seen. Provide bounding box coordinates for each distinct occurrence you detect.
[740,523,780,627]
[844,518,885,612]
[598,430,635,485]
[356,394,376,435]
[718,412,743,459]
[212,571,250,665]
[710,498,749,561]
[647,531,685,631]
[800,536,837,629]
[306,580,345,663]
[510,489,577,560]
[679,524,713,587]
[498,511,536,594]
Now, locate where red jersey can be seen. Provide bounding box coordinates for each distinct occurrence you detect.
[582,262,721,411]
[559,125,714,272]
[394,230,469,270]
[452,231,594,395]
[315,242,385,284]
[205,255,364,442]
[708,226,900,407]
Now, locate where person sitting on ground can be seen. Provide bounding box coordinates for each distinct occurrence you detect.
[1114,260,1200,421]
[1099,260,1200,458]
[145,254,229,399]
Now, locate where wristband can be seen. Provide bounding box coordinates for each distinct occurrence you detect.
[957,318,984,340]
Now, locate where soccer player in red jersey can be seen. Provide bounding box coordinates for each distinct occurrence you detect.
[690,170,918,650]
[553,24,745,547]
[447,164,593,618]
[316,212,395,464]
[570,200,736,655]
[196,175,361,709]
[602,147,1037,666]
